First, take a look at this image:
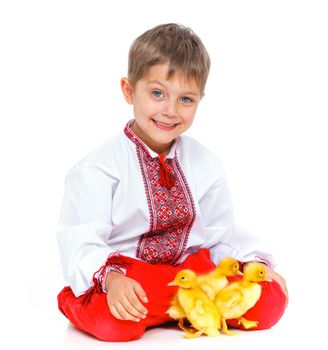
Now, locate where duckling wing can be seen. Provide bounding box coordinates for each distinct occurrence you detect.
[189,300,206,329]
[189,299,212,329]
[216,288,243,309]
[194,299,205,314]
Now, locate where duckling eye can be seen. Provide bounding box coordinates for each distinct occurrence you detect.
[181,276,186,280]
[259,271,263,275]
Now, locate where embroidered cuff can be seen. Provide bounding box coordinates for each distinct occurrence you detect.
[80,253,132,305]
[99,266,127,293]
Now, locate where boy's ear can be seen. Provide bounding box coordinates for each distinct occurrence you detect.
[121,77,134,104]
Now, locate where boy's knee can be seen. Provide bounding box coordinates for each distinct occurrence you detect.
[227,279,287,330]
[254,279,287,329]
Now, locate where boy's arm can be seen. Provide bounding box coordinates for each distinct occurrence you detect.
[57,163,119,297]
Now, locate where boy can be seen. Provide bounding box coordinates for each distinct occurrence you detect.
[57,23,287,341]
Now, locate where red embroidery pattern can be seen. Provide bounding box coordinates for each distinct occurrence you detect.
[124,120,196,265]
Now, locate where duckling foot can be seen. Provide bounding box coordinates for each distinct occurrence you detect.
[222,328,237,336]
[183,328,205,338]
[178,318,195,333]
[222,318,237,336]
[238,317,259,329]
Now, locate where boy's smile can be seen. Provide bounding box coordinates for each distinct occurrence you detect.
[121,63,202,156]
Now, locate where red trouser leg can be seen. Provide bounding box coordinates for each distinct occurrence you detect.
[57,248,215,342]
[226,275,287,330]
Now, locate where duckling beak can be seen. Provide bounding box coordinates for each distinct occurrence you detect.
[167,280,177,286]
[266,278,273,282]
[237,270,243,276]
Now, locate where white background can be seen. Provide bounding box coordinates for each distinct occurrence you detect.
[1,1,327,349]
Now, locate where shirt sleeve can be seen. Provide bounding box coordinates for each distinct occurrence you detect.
[200,158,276,268]
[56,162,119,297]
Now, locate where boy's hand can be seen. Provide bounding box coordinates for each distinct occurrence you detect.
[105,271,148,322]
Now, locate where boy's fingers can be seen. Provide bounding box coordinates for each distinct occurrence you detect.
[108,304,123,320]
[133,283,148,304]
[125,293,148,317]
[115,301,141,322]
[113,302,130,320]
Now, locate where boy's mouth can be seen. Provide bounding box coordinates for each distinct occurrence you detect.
[152,119,179,130]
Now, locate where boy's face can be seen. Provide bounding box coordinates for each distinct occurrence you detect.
[121,63,202,155]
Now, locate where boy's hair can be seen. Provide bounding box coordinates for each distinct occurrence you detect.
[128,23,211,94]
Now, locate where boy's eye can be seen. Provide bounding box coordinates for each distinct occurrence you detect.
[180,96,193,103]
[152,90,164,98]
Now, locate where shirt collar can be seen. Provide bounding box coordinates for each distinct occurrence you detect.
[124,119,179,160]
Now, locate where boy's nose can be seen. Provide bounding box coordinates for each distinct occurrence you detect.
[162,99,178,117]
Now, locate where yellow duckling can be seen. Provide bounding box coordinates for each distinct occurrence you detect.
[167,257,241,329]
[197,257,242,300]
[215,262,272,336]
[168,269,221,338]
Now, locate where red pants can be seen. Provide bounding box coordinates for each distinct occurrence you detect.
[57,249,286,342]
